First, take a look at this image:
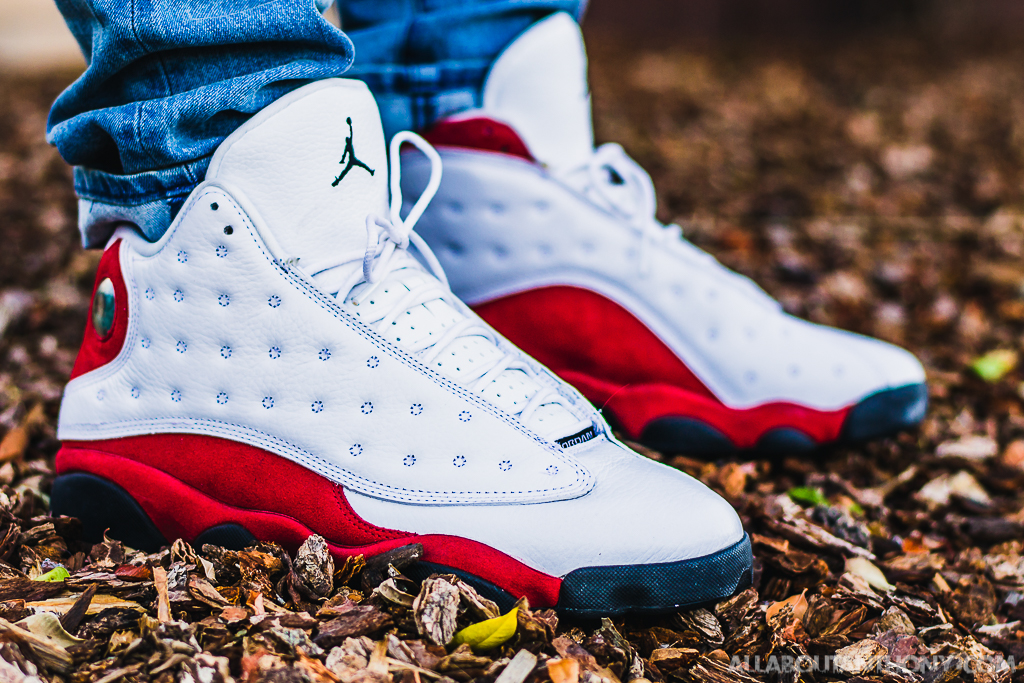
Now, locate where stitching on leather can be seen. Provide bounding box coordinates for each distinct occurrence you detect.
[215,187,592,488]
[61,187,594,503]
[331,486,407,542]
[63,417,583,503]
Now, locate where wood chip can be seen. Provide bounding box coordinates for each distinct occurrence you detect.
[494,650,538,683]
[152,565,170,622]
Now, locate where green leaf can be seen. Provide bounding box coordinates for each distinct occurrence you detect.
[451,607,518,652]
[36,566,70,582]
[787,487,827,507]
[972,349,1018,382]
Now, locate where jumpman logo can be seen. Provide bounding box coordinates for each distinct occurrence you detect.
[332,117,375,187]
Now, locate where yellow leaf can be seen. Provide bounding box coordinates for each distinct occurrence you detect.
[36,567,70,582]
[451,606,518,652]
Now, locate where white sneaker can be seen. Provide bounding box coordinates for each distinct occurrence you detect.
[402,13,928,456]
[52,79,750,616]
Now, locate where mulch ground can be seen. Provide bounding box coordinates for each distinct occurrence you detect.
[4,30,1024,683]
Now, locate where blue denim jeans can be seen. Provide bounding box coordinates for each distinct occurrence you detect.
[48,0,585,247]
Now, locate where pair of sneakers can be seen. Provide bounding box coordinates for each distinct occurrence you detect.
[53,15,925,616]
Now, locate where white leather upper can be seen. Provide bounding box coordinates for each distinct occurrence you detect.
[470,12,593,172]
[347,435,745,576]
[400,14,925,411]
[58,81,598,506]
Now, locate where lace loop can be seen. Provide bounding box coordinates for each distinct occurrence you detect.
[585,143,683,275]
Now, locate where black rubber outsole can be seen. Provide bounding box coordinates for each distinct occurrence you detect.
[638,382,928,457]
[51,471,753,616]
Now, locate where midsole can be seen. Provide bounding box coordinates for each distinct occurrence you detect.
[56,440,562,607]
[559,370,851,447]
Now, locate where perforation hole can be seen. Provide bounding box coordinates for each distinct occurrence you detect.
[350,444,363,456]
[312,401,324,413]
[361,402,373,415]
[216,392,228,405]
[499,460,512,472]
[458,411,471,422]
[177,251,188,264]
[263,397,274,409]
[176,341,187,354]
[221,346,232,359]
[269,347,281,359]
[171,390,182,403]
[141,338,151,349]
[216,246,228,258]
[131,387,140,399]
[173,290,184,303]
[453,455,467,468]
[145,288,155,300]
[410,403,423,416]
[319,349,331,361]
[403,454,416,467]
[223,225,233,235]
[367,356,379,368]
[546,465,559,475]
[218,294,230,307]
[268,295,281,308]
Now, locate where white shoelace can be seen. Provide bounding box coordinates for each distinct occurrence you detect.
[315,132,584,432]
[565,143,779,308]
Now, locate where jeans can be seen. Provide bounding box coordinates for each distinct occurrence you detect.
[47,0,586,247]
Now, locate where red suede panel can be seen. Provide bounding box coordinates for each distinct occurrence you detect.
[70,240,128,380]
[56,440,563,607]
[62,435,407,547]
[474,286,850,447]
[562,371,849,449]
[475,286,718,400]
[422,117,535,161]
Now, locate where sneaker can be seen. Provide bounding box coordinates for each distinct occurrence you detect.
[402,13,928,457]
[52,79,751,616]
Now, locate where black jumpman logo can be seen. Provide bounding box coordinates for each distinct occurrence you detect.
[332,117,375,187]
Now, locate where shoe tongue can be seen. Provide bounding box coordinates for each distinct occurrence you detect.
[481,12,594,172]
[206,80,389,270]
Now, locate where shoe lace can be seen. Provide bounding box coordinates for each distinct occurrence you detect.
[315,132,583,432]
[571,143,779,307]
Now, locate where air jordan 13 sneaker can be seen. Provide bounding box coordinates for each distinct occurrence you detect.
[400,13,928,457]
[51,79,751,615]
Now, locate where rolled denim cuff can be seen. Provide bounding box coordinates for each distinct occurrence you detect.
[73,160,207,248]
